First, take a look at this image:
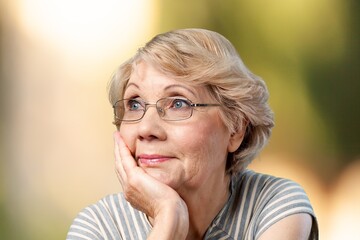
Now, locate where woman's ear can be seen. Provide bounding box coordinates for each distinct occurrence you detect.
[227,120,248,153]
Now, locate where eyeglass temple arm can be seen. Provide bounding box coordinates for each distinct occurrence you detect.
[191,103,221,107]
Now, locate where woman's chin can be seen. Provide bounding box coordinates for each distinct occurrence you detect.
[143,167,182,190]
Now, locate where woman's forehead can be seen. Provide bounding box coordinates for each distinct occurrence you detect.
[125,63,212,100]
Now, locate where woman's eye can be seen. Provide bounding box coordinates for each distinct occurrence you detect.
[171,99,190,109]
[127,100,142,110]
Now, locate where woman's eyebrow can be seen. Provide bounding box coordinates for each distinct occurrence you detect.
[164,84,197,97]
[125,82,140,90]
[125,82,197,98]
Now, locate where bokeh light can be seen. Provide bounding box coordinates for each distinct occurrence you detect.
[1,0,157,239]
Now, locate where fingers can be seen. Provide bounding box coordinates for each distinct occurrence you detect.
[114,151,124,186]
[114,132,137,172]
[114,131,142,186]
[114,132,127,188]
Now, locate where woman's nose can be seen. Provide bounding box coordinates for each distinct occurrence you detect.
[137,106,166,141]
[143,103,165,119]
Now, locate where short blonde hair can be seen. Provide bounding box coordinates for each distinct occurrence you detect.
[108,28,274,174]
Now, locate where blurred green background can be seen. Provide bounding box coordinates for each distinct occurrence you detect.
[1,0,359,239]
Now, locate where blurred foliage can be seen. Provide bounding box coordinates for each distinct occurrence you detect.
[0,2,24,239]
[303,0,360,160]
[158,0,359,181]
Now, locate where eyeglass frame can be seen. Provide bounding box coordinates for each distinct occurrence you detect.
[113,97,221,122]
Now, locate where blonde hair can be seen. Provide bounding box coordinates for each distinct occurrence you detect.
[108,28,274,174]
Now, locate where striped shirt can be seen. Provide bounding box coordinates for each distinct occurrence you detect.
[67,170,318,239]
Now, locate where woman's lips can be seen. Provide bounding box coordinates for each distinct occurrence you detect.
[137,154,173,166]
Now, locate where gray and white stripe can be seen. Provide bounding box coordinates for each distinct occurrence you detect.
[67,170,318,239]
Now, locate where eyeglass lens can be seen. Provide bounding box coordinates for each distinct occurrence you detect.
[114,97,193,121]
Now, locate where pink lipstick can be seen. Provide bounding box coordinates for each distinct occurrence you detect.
[137,154,172,166]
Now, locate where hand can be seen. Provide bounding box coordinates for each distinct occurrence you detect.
[114,132,189,239]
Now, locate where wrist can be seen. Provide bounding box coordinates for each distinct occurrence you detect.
[148,199,189,240]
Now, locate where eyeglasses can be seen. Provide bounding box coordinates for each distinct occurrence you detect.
[113,97,221,122]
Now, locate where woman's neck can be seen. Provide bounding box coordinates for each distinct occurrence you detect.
[181,173,231,239]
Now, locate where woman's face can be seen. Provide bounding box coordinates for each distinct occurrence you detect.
[119,61,236,193]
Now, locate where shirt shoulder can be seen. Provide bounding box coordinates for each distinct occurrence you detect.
[239,170,317,238]
[66,193,151,240]
[205,170,318,239]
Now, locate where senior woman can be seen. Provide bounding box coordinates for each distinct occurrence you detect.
[67,28,318,239]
